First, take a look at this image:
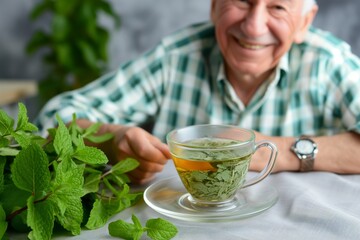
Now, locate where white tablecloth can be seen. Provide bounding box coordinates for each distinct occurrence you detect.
[10,161,360,240]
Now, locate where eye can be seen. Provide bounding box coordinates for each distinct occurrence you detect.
[236,0,251,8]
[269,3,289,16]
[272,5,286,11]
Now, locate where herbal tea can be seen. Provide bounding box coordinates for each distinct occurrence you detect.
[171,138,252,202]
[167,125,277,210]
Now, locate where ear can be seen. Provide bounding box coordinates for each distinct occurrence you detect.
[210,0,216,23]
[294,5,318,43]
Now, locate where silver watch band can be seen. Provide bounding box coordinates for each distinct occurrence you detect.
[300,155,315,172]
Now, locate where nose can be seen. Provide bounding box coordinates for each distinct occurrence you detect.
[241,5,269,38]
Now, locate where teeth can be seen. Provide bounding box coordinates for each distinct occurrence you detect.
[239,41,265,50]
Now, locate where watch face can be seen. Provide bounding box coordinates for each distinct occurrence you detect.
[296,140,314,154]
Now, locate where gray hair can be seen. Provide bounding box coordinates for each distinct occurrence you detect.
[303,0,317,15]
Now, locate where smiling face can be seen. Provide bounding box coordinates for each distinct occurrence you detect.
[211,0,317,79]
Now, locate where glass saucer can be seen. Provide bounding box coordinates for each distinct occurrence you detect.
[143,176,278,222]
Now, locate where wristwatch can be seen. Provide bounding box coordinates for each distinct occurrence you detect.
[291,137,318,172]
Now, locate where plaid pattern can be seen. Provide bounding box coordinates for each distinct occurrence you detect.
[36,22,360,141]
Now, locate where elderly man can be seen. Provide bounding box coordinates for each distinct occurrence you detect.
[36,0,360,184]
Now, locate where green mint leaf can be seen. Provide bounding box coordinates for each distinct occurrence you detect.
[0,182,31,215]
[83,172,102,195]
[54,115,73,158]
[134,231,144,240]
[0,147,20,156]
[146,218,178,240]
[49,162,84,235]
[85,196,132,230]
[16,103,38,132]
[29,135,47,146]
[69,118,87,149]
[23,122,39,132]
[85,133,114,144]
[127,192,144,205]
[85,198,109,230]
[111,158,139,175]
[72,134,85,148]
[47,128,57,139]
[132,214,143,230]
[57,155,77,173]
[105,172,130,187]
[51,161,85,210]
[0,205,8,239]
[0,109,14,135]
[11,131,31,148]
[115,182,130,197]
[15,102,28,131]
[82,122,102,137]
[11,144,50,198]
[69,114,83,134]
[27,195,54,240]
[51,196,83,235]
[68,116,84,148]
[0,137,10,148]
[68,115,113,145]
[73,146,108,164]
[108,217,144,240]
[0,156,5,194]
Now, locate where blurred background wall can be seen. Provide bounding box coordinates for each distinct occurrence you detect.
[0,0,359,120]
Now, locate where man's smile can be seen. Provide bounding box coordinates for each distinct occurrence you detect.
[237,39,268,50]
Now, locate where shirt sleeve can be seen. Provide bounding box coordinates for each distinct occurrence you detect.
[327,50,360,134]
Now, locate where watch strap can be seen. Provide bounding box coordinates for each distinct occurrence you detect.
[299,155,315,172]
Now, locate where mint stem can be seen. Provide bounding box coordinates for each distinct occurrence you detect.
[103,178,119,195]
[5,194,50,222]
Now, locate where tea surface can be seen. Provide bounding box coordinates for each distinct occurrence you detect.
[172,138,252,202]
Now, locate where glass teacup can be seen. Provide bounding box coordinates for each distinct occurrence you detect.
[166,124,277,211]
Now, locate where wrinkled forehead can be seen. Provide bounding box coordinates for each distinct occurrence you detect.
[211,0,304,6]
[211,0,308,14]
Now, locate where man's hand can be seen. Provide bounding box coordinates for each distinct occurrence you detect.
[75,119,171,185]
[110,126,171,184]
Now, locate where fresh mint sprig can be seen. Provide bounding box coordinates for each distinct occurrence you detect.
[109,214,178,240]
[0,103,178,240]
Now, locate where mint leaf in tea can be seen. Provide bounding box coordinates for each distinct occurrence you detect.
[171,138,252,202]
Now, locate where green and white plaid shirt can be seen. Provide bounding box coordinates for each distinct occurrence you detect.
[36,22,360,141]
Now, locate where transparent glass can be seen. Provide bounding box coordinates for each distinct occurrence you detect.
[166,124,277,211]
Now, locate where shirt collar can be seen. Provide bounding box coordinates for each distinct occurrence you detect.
[209,44,223,85]
[277,51,289,89]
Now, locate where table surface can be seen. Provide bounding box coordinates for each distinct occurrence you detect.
[10,161,360,240]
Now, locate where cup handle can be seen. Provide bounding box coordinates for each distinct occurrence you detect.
[242,140,278,189]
